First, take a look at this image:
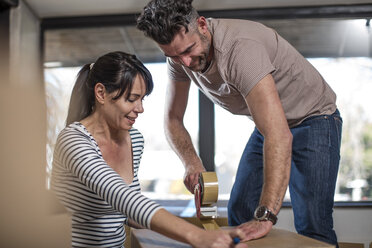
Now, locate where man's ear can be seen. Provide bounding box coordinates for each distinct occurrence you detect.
[197,16,208,34]
[95,83,106,104]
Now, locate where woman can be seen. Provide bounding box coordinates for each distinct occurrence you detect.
[52,51,245,248]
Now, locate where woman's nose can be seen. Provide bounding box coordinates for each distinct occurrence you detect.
[135,101,144,113]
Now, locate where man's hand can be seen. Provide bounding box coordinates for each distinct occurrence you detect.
[237,220,273,242]
[183,163,206,193]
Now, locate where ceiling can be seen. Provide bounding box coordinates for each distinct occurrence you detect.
[24,0,372,18]
[23,0,372,67]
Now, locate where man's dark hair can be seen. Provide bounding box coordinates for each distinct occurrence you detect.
[136,0,199,44]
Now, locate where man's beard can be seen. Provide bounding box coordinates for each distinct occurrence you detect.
[188,54,208,72]
[188,32,211,72]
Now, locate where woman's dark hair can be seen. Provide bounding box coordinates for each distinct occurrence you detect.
[65,51,153,126]
[136,0,199,45]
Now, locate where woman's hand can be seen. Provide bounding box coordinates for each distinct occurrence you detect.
[189,228,248,248]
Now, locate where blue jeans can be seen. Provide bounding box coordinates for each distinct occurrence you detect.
[228,109,342,246]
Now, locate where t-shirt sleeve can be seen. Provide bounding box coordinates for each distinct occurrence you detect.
[225,39,275,97]
[54,129,162,229]
[167,57,191,82]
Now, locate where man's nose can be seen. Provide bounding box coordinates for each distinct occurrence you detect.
[179,55,192,67]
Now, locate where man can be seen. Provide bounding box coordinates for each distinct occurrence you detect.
[137,0,342,246]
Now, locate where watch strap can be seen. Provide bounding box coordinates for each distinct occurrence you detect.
[254,205,277,225]
[266,209,277,225]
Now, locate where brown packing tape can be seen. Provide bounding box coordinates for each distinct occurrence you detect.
[200,219,220,230]
[200,172,219,206]
[199,172,220,231]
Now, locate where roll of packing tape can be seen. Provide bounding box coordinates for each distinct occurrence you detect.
[194,183,202,218]
[199,172,218,206]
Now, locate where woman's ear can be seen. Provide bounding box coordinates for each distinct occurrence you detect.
[94,83,106,104]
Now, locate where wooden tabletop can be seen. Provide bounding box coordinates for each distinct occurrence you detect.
[131,227,335,248]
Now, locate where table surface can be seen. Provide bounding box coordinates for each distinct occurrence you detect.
[131,227,335,248]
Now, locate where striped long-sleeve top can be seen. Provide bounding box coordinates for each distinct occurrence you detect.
[51,122,162,247]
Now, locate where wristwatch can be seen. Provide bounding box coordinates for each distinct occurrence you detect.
[254,205,277,225]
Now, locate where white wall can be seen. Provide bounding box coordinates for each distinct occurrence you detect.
[9,0,41,87]
[277,208,372,247]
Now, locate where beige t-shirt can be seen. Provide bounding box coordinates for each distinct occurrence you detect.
[167,18,337,127]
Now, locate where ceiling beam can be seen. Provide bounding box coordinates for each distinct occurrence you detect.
[0,0,18,7]
[119,27,137,55]
[0,0,18,12]
[201,4,372,20]
[41,13,138,30]
[41,4,372,30]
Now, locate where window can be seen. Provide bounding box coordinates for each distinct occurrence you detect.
[43,15,372,204]
[214,18,372,202]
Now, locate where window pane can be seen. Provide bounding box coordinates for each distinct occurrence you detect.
[214,107,254,200]
[135,63,198,200]
[309,57,372,201]
[45,67,79,189]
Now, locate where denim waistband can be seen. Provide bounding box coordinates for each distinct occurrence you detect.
[298,109,341,125]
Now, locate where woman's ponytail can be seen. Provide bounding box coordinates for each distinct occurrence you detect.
[65,64,94,126]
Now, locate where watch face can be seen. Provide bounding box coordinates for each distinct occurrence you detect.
[254,206,267,220]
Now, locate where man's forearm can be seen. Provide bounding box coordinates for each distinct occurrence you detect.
[260,132,292,214]
[164,117,203,167]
